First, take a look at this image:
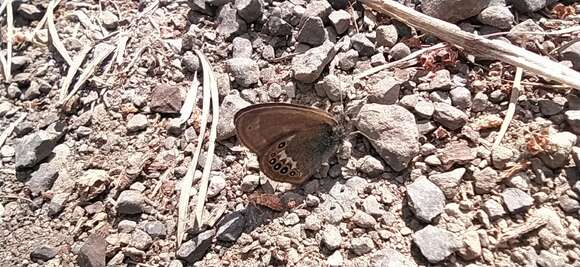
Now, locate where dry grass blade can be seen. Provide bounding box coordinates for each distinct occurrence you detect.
[64,44,115,103]
[47,0,73,66]
[493,67,523,150]
[177,64,211,246]
[59,46,92,100]
[33,0,63,32]
[0,194,34,204]
[0,0,7,15]
[193,50,219,230]
[361,0,580,89]
[354,43,447,79]
[3,0,13,82]
[179,71,199,124]
[0,113,27,149]
[115,34,130,65]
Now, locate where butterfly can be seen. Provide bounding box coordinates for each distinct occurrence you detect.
[234,103,344,184]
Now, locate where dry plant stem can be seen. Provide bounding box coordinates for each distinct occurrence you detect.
[193,50,220,232]
[0,113,27,148]
[495,216,547,247]
[0,195,34,204]
[179,71,200,124]
[0,0,7,15]
[47,0,73,66]
[493,67,523,150]
[361,0,580,90]
[354,42,447,79]
[3,0,13,82]
[33,0,63,33]
[482,25,580,38]
[59,46,92,100]
[176,63,211,246]
[64,44,115,103]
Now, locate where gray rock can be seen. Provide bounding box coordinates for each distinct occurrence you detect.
[370,248,417,267]
[207,172,226,198]
[429,70,453,91]
[559,194,580,213]
[117,190,146,214]
[501,188,534,213]
[226,58,259,87]
[241,174,260,192]
[561,41,580,71]
[473,167,500,194]
[351,33,375,57]
[407,177,445,222]
[216,211,246,242]
[297,17,326,46]
[30,245,58,261]
[150,84,183,114]
[182,51,200,73]
[351,236,375,255]
[536,250,566,267]
[483,199,505,220]
[26,163,59,195]
[399,94,419,109]
[292,41,337,83]
[355,104,420,171]
[566,110,580,134]
[216,4,247,40]
[231,37,252,58]
[100,10,119,30]
[539,131,576,169]
[471,91,490,112]
[144,221,167,238]
[235,0,263,23]
[362,196,384,217]
[118,220,137,233]
[338,50,358,71]
[430,91,451,104]
[489,89,506,103]
[389,43,410,60]
[422,0,490,23]
[314,74,347,102]
[512,0,556,13]
[10,56,31,72]
[15,122,66,170]
[428,168,465,199]
[370,53,387,66]
[127,114,148,132]
[433,102,468,130]
[413,225,461,263]
[352,210,377,229]
[491,146,513,169]
[358,155,386,178]
[539,97,566,116]
[48,192,69,216]
[217,94,251,140]
[17,4,43,20]
[130,229,153,250]
[304,214,322,231]
[303,0,332,24]
[177,229,215,263]
[368,75,401,105]
[478,5,514,29]
[328,10,351,34]
[266,17,293,37]
[414,99,434,118]
[322,225,342,250]
[327,251,343,267]
[450,87,472,109]
[376,24,398,48]
[508,19,544,44]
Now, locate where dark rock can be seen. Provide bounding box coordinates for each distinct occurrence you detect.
[296,17,326,46]
[177,229,216,263]
[235,0,263,23]
[150,84,183,114]
[216,4,247,40]
[117,190,146,214]
[216,210,246,242]
[30,245,58,261]
[351,33,376,57]
[15,122,66,170]
[421,0,490,23]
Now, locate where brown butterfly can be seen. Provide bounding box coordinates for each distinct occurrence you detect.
[234,103,343,184]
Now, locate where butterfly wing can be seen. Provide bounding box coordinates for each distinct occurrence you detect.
[258,124,339,184]
[234,103,338,154]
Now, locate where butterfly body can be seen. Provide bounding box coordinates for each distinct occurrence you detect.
[234,103,343,184]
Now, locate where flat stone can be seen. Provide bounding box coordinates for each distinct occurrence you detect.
[428,168,465,199]
[322,225,342,250]
[367,75,401,105]
[226,58,260,87]
[216,211,246,242]
[413,225,461,263]
[150,84,183,114]
[483,199,505,220]
[117,190,146,214]
[15,122,66,170]
[351,236,375,255]
[292,41,337,83]
[126,114,148,132]
[501,188,534,213]
[433,102,468,130]
[407,177,445,222]
[473,167,500,194]
[30,245,58,261]
[176,229,215,263]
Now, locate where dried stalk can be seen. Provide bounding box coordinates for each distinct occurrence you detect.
[0,113,27,148]
[493,67,523,150]
[47,0,73,65]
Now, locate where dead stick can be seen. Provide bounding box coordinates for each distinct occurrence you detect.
[360,0,580,90]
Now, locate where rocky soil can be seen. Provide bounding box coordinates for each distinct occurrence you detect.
[1,0,580,266]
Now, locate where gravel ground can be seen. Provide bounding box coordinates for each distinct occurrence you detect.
[1,0,580,266]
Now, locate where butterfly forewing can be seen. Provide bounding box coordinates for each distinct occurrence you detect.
[234,103,340,184]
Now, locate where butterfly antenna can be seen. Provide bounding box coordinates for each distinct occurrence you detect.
[348,130,377,142]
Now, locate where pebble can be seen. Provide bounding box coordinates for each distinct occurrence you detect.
[100,10,119,30]
[304,214,322,231]
[428,168,465,199]
[15,122,66,170]
[362,196,384,217]
[144,221,167,238]
[322,225,342,250]
[176,230,215,263]
[370,248,417,267]
[483,199,506,220]
[389,43,411,60]
[118,220,137,233]
[207,172,226,198]
[559,194,580,213]
[358,155,386,178]
[413,225,461,263]
[130,229,153,250]
[292,41,337,83]
[352,210,377,229]
[449,87,472,109]
[241,174,260,192]
[376,24,398,48]
[149,84,183,114]
[433,102,468,130]
[327,251,344,267]
[26,163,59,195]
[473,167,500,194]
[297,17,327,46]
[367,75,401,105]
[406,177,445,222]
[351,236,375,255]
[351,33,376,57]
[235,0,263,23]
[501,188,534,213]
[117,190,146,214]
[491,146,513,169]
[226,58,260,87]
[30,245,58,262]
[539,131,576,169]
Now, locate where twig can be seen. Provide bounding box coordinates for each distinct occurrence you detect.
[495,216,547,247]
[0,195,34,204]
[193,50,220,230]
[179,71,199,124]
[0,113,27,149]
[59,45,92,100]
[63,44,115,104]
[47,0,73,66]
[354,42,447,79]
[482,25,580,38]
[33,0,64,33]
[150,167,172,199]
[493,67,523,150]
[361,0,580,89]
[3,0,13,82]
